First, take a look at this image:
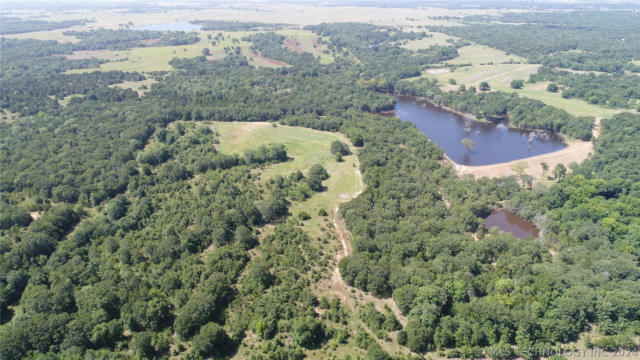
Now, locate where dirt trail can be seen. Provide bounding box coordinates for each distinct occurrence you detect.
[321,160,408,329]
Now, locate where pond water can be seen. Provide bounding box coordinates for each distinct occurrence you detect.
[394,96,567,166]
[135,22,202,32]
[484,210,539,239]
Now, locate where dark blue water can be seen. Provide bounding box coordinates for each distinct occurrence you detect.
[394,96,567,166]
[135,22,201,32]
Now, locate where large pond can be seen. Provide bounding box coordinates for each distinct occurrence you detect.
[135,22,202,32]
[484,210,539,239]
[394,96,567,166]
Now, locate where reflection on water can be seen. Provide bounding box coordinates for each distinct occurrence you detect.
[484,210,539,239]
[394,96,567,166]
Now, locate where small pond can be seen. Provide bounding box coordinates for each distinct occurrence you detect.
[394,96,567,166]
[135,21,202,32]
[484,210,539,239]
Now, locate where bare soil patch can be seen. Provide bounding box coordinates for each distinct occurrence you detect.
[63,50,116,60]
[141,38,161,45]
[283,36,304,53]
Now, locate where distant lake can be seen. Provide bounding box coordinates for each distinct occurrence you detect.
[485,210,539,239]
[135,22,201,32]
[394,96,567,166]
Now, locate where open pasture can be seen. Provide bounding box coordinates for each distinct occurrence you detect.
[64,30,293,73]
[211,121,361,235]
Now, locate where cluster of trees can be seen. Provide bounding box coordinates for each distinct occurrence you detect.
[64,28,199,50]
[529,67,640,110]
[306,23,459,88]
[436,11,640,73]
[0,17,89,35]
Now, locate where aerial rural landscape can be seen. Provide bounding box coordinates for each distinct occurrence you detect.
[1,0,640,359]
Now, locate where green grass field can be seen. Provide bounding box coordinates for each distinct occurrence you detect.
[63,29,338,74]
[65,30,295,73]
[448,45,525,65]
[211,121,361,236]
[422,43,624,119]
[401,31,459,50]
[493,81,624,118]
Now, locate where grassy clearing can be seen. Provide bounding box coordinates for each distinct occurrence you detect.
[109,78,157,95]
[426,61,623,118]
[448,45,525,65]
[0,110,19,123]
[494,81,624,119]
[65,30,292,73]
[278,29,334,64]
[211,121,361,242]
[430,63,539,87]
[58,94,85,107]
[419,42,626,118]
[401,31,459,50]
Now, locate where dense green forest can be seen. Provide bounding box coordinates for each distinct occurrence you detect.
[435,11,640,73]
[1,12,640,360]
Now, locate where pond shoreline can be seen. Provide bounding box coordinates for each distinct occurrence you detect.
[398,93,568,136]
[393,95,569,166]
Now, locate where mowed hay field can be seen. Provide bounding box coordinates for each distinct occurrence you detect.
[211,121,362,235]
